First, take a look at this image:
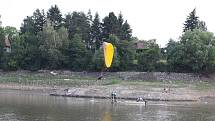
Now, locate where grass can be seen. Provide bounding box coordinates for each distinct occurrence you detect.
[192,81,215,91]
[0,72,215,91]
[103,79,121,85]
[0,73,97,86]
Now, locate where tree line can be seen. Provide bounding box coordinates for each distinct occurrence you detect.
[0,6,215,73]
[0,5,135,71]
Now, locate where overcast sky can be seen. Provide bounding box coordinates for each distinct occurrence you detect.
[0,0,215,47]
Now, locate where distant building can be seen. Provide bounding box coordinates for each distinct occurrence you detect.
[134,41,148,53]
[4,35,11,53]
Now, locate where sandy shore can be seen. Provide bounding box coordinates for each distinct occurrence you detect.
[0,83,215,102]
[0,83,204,101]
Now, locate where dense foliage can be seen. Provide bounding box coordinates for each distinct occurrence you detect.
[0,6,215,73]
[0,5,135,71]
[167,29,215,73]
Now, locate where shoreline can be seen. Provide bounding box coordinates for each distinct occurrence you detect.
[0,70,215,102]
[0,83,201,102]
[50,93,197,102]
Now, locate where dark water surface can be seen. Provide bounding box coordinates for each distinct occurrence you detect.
[0,90,215,121]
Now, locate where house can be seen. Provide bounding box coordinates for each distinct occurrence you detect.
[134,41,148,53]
[4,34,11,53]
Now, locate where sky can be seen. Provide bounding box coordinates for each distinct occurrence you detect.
[0,0,215,47]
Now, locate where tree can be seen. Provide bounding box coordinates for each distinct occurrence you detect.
[91,13,102,50]
[20,9,46,35]
[183,8,207,32]
[56,26,70,68]
[67,34,88,70]
[32,9,46,33]
[20,32,42,70]
[118,12,124,28]
[65,12,91,48]
[38,20,68,69]
[183,8,199,32]
[87,9,93,24]
[197,21,207,31]
[121,20,132,40]
[0,15,2,26]
[102,12,132,41]
[137,39,160,71]
[0,27,4,67]
[1,27,25,70]
[47,5,62,30]
[20,16,35,34]
[117,12,124,39]
[110,35,135,70]
[64,14,72,29]
[91,48,104,71]
[4,26,19,39]
[167,29,215,73]
[102,12,119,40]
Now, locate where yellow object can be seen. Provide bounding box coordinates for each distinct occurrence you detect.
[102,112,112,121]
[103,42,114,68]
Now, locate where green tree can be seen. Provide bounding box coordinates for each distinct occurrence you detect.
[87,9,93,23]
[91,13,102,50]
[67,34,88,70]
[197,21,207,31]
[138,39,160,71]
[20,32,42,70]
[47,5,62,30]
[102,12,119,40]
[117,13,132,40]
[102,12,132,41]
[110,35,135,70]
[183,8,199,32]
[167,29,215,73]
[65,12,91,48]
[183,8,207,32]
[57,26,70,68]
[0,27,5,66]
[64,14,72,29]
[117,12,124,40]
[39,20,68,69]
[0,15,2,26]
[91,49,104,71]
[121,20,132,40]
[20,16,35,34]
[32,9,46,33]
[1,27,24,70]
[4,26,19,39]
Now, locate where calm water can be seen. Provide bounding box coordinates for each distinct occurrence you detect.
[0,90,215,121]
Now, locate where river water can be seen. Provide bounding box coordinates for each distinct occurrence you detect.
[0,90,215,121]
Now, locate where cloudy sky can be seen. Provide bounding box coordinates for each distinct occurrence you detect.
[0,0,214,47]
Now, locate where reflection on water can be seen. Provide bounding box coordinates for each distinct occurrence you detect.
[102,112,112,121]
[0,90,215,121]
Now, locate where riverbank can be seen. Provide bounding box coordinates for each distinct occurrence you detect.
[0,70,215,102]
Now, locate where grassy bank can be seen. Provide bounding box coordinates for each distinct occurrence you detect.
[0,72,123,86]
[0,71,214,91]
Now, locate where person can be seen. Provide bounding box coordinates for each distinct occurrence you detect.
[136,97,147,106]
[136,97,144,102]
[111,91,117,102]
[97,74,103,80]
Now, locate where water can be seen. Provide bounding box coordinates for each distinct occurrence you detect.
[0,90,215,121]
